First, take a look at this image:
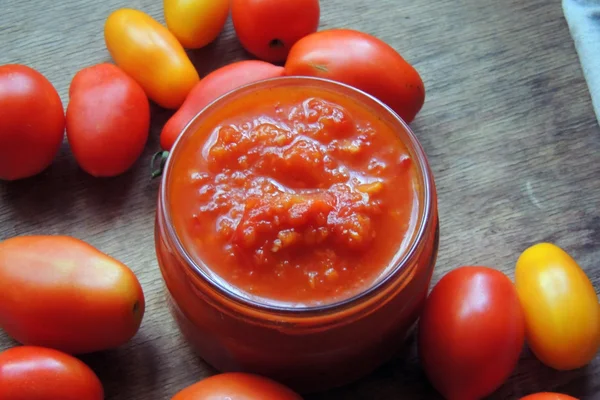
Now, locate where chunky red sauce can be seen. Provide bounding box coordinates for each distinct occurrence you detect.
[169,86,418,305]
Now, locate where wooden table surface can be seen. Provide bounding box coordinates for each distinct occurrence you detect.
[1,0,599,399]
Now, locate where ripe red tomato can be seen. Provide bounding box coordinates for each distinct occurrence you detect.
[171,373,303,400]
[66,63,150,177]
[418,266,525,400]
[520,393,579,400]
[0,346,104,400]
[160,60,285,150]
[285,29,425,123]
[0,235,145,354]
[0,64,65,181]
[231,0,320,63]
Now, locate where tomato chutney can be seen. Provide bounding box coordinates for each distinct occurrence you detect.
[155,77,439,392]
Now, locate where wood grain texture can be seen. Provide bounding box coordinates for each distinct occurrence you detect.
[1,0,599,399]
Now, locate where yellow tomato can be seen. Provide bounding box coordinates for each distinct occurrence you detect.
[515,243,600,370]
[104,8,199,109]
[164,0,230,49]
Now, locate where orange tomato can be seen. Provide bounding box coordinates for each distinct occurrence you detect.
[66,63,150,177]
[0,346,104,400]
[172,373,303,400]
[520,393,579,400]
[285,29,425,123]
[231,0,320,63]
[0,235,145,354]
[104,8,199,109]
[0,64,65,181]
[164,0,230,49]
[515,243,600,370]
[160,60,285,150]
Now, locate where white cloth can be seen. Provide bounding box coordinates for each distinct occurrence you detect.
[563,0,600,125]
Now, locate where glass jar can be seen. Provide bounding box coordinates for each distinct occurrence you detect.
[155,77,439,393]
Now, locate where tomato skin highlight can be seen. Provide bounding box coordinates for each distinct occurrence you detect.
[104,8,200,109]
[520,393,579,400]
[231,0,320,63]
[160,60,285,150]
[66,63,150,177]
[0,64,65,181]
[418,266,525,400]
[171,373,303,400]
[285,29,425,123]
[0,346,104,400]
[0,235,145,354]
[164,0,230,49]
[515,243,600,371]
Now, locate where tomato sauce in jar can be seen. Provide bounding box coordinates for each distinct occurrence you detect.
[156,77,438,392]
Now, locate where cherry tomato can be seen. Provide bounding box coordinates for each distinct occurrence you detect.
[66,63,150,177]
[0,64,65,181]
[285,29,425,123]
[172,373,303,400]
[104,8,199,109]
[160,60,285,150]
[418,266,525,400]
[164,0,230,49]
[515,243,600,370]
[0,235,145,354]
[231,0,320,63]
[0,346,104,400]
[520,393,579,400]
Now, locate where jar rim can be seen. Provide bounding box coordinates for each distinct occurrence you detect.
[159,76,434,316]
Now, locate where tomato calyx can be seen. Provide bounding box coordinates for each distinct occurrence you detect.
[269,38,284,48]
[151,150,170,179]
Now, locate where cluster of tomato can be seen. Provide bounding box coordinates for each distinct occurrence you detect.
[0,236,299,400]
[0,236,144,399]
[0,0,598,399]
[0,0,424,182]
[419,243,598,400]
[0,240,596,399]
